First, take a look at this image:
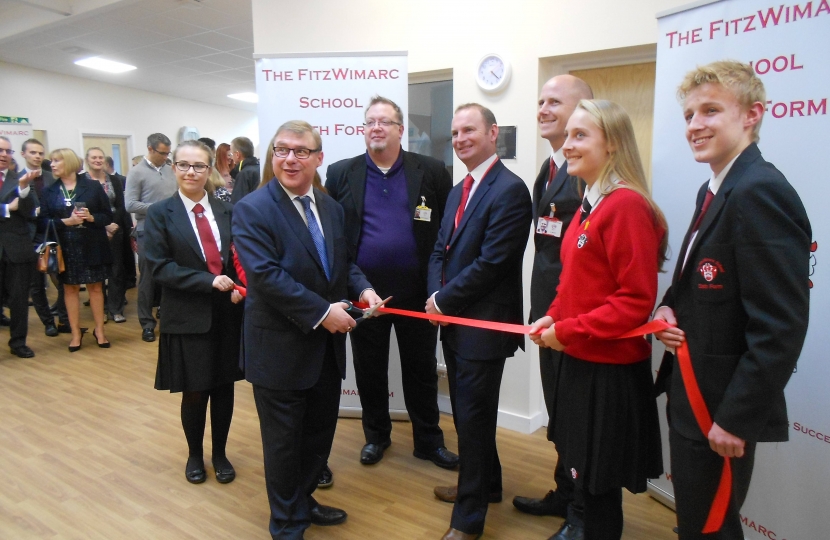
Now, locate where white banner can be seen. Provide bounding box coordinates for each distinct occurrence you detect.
[651,1,829,538]
[254,52,410,417]
[0,122,34,172]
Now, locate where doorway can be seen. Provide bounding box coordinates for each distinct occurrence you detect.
[82,135,130,174]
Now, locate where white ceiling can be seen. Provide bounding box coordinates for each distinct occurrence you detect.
[0,0,257,111]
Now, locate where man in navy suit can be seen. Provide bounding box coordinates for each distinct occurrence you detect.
[233,120,382,540]
[513,75,593,523]
[655,61,811,540]
[427,104,532,540]
[0,136,38,358]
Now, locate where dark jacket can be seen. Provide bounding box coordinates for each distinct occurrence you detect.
[656,144,811,444]
[529,160,583,321]
[144,194,242,334]
[428,159,532,360]
[230,157,260,205]
[84,172,136,281]
[232,180,372,391]
[325,150,452,301]
[40,175,113,266]
[0,168,39,263]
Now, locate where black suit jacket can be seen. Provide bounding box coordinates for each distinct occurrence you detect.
[325,150,452,300]
[656,144,811,443]
[428,159,532,360]
[232,180,372,391]
[144,194,242,334]
[40,176,113,266]
[230,157,260,205]
[0,169,39,263]
[529,159,582,321]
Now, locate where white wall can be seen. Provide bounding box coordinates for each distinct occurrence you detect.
[0,60,258,159]
[251,0,690,433]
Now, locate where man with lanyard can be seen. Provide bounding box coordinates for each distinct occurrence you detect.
[125,133,177,342]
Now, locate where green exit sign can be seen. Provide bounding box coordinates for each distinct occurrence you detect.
[0,116,30,123]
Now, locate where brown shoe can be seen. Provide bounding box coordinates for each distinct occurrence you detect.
[434,485,502,504]
[441,527,482,540]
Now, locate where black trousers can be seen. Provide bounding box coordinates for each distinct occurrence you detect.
[349,298,443,452]
[105,229,126,317]
[670,427,756,540]
[0,254,33,348]
[136,230,159,330]
[443,343,504,535]
[540,346,575,501]
[29,265,54,327]
[568,486,624,540]
[253,344,341,540]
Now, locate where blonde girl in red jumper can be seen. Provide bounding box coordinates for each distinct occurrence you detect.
[529,99,669,540]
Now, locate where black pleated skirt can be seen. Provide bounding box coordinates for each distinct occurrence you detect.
[154,293,242,393]
[551,354,663,495]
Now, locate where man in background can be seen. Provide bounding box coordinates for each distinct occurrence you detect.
[229,136,259,204]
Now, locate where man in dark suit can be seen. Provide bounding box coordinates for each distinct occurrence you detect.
[233,120,382,540]
[513,76,593,524]
[104,156,127,189]
[229,136,260,205]
[654,61,811,540]
[325,95,457,469]
[19,138,63,337]
[427,104,532,540]
[0,136,39,358]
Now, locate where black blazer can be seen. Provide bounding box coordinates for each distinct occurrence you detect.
[230,157,260,205]
[325,150,452,300]
[529,159,583,321]
[40,175,113,266]
[656,144,811,444]
[144,194,242,335]
[232,180,372,391]
[28,169,56,244]
[428,160,532,360]
[0,169,39,263]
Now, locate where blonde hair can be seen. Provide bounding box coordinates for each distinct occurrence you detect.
[577,99,669,270]
[49,148,82,177]
[677,60,765,142]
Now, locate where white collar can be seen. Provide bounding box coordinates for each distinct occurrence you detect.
[280,182,316,204]
[178,190,209,213]
[467,153,498,183]
[708,154,740,195]
[550,147,565,170]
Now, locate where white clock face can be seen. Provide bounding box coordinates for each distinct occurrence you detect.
[477,54,510,93]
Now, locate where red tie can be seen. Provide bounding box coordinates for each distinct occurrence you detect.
[454,174,474,231]
[691,189,715,232]
[546,158,558,190]
[192,203,223,275]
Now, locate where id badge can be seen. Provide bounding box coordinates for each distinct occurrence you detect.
[536,216,562,237]
[414,196,432,222]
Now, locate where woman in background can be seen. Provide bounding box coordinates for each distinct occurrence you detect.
[41,148,113,351]
[145,139,243,485]
[216,142,233,191]
[530,100,666,540]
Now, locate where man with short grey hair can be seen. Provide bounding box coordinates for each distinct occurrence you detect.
[229,136,259,204]
[125,133,177,342]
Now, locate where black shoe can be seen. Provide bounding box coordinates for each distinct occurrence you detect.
[92,329,111,348]
[10,345,35,358]
[0,314,10,326]
[548,521,584,540]
[68,333,84,353]
[142,328,155,342]
[360,440,391,465]
[513,490,569,517]
[413,446,459,470]
[212,457,235,484]
[185,456,206,484]
[309,504,347,526]
[44,324,59,337]
[83,300,90,307]
[318,464,333,488]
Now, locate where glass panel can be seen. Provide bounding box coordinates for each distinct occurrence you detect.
[111,144,122,174]
[408,80,452,176]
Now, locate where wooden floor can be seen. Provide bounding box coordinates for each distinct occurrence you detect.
[0,286,678,539]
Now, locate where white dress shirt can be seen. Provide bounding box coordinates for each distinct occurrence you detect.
[178,190,222,260]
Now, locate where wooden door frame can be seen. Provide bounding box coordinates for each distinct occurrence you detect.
[79,131,135,161]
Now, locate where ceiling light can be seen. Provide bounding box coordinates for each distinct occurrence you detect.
[74,57,136,74]
[228,92,259,103]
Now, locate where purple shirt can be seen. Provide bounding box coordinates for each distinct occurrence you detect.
[355,151,420,300]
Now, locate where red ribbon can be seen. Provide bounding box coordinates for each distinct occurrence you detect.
[350,304,731,533]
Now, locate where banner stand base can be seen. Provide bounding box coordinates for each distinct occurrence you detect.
[338,407,411,422]
[647,481,676,511]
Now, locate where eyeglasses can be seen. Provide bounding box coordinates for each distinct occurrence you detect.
[174,161,209,173]
[273,146,320,159]
[0,149,14,155]
[152,148,171,157]
[363,119,401,128]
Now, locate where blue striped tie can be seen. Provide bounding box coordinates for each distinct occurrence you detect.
[298,196,330,281]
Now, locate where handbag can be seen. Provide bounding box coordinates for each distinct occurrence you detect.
[36,220,65,274]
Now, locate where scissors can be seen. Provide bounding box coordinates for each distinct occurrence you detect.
[341,296,392,324]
